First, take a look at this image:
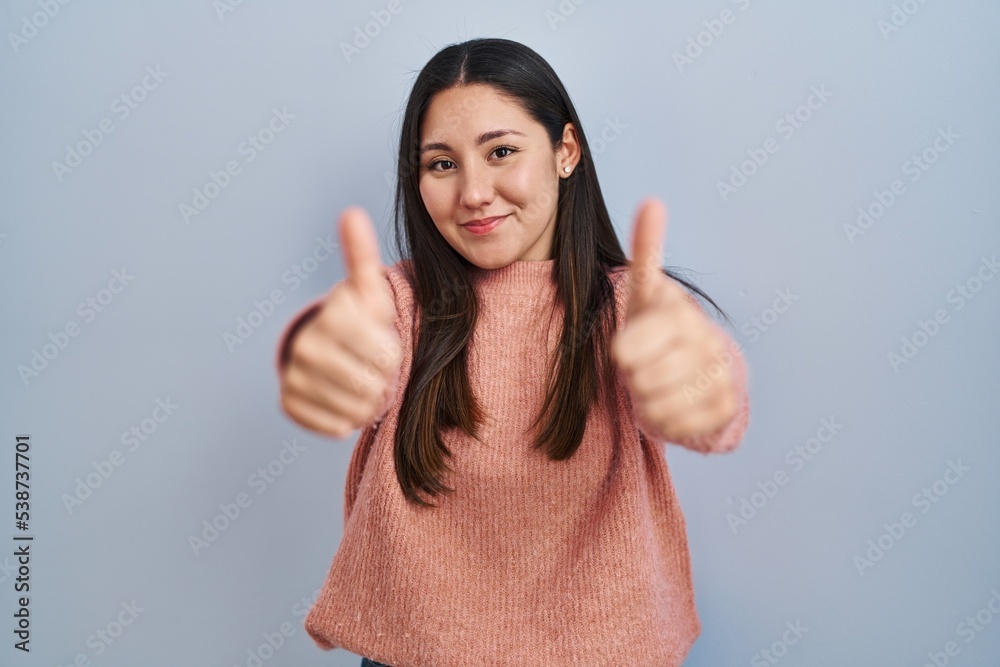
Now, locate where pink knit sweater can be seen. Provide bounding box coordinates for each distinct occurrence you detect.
[275,258,750,667]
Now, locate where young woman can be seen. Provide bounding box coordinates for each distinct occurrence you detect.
[276,37,750,667]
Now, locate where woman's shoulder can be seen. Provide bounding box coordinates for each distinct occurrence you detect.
[606,264,629,283]
[383,259,416,304]
[606,264,631,308]
[385,257,413,278]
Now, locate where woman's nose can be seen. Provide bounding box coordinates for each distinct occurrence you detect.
[458,162,494,209]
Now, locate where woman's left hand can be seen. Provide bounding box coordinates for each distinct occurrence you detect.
[612,198,739,442]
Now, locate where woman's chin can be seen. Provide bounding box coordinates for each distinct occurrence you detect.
[460,248,518,271]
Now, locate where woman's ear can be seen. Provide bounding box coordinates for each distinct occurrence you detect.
[558,122,581,175]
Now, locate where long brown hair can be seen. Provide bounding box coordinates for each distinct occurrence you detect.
[388,38,730,507]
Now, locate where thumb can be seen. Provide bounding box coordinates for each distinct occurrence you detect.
[337,206,393,322]
[627,198,668,318]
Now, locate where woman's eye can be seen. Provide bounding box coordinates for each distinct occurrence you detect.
[427,146,517,172]
[493,145,516,159]
[428,159,454,171]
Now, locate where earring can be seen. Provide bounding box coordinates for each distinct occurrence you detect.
[563,166,571,174]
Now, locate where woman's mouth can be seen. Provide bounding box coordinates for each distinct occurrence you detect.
[461,214,507,236]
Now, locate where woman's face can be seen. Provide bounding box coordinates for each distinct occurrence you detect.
[418,84,578,269]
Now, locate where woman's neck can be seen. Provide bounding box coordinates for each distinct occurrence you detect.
[470,258,557,296]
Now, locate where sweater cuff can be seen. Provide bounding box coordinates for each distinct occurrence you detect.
[274,297,324,377]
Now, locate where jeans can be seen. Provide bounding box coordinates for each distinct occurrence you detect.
[360,658,393,667]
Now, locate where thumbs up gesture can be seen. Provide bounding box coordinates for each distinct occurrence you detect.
[279,207,403,438]
[612,198,738,442]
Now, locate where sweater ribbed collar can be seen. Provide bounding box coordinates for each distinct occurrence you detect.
[469,259,557,296]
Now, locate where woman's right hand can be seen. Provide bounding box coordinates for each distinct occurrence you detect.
[279,207,403,437]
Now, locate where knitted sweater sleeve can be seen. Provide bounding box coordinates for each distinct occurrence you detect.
[274,266,405,430]
[615,270,751,455]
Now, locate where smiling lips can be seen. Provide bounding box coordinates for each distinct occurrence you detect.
[461,214,508,235]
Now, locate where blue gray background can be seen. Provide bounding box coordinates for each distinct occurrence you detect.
[1,1,998,665]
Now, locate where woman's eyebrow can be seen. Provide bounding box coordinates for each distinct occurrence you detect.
[420,129,527,154]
